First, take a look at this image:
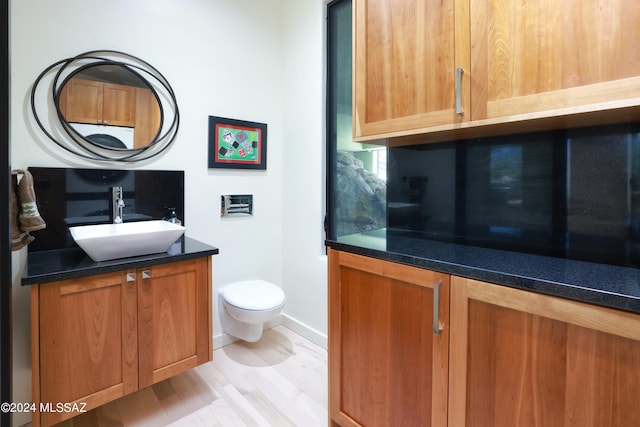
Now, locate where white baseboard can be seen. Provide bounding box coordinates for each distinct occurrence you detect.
[212,331,238,349]
[280,313,327,349]
[213,313,327,350]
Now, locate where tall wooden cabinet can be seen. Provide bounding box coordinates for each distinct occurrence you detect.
[449,276,640,427]
[134,86,162,148]
[354,0,640,142]
[328,249,450,427]
[31,257,212,427]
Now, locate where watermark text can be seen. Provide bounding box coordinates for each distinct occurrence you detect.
[0,401,87,413]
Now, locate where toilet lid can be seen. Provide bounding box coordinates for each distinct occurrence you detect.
[221,280,286,311]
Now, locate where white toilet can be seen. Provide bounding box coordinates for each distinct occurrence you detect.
[218,280,286,342]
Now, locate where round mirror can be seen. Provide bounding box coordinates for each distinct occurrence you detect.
[30,50,179,162]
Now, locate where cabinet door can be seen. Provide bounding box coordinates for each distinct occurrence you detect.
[35,271,138,426]
[470,0,640,121]
[134,86,161,148]
[58,78,103,124]
[353,0,469,139]
[138,257,212,388]
[450,276,640,427]
[328,249,449,427]
[102,82,136,127]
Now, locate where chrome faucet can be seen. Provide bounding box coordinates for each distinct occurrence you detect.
[111,186,125,224]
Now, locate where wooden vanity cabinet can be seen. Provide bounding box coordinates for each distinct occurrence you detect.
[137,258,211,388]
[31,257,212,427]
[449,276,640,427]
[328,249,450,427]
[33,270,137,427]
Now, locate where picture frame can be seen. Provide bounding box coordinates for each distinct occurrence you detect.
[208,116,267,169]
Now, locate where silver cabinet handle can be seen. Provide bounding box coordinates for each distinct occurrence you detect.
[142,270,152,279]
[126,272,136,282]
[433,280,443,335]
[455,67,464,116]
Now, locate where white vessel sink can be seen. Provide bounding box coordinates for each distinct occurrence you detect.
[69,220,186,262]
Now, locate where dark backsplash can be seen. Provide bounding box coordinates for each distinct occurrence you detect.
[28,167,184,252]
[388,123,640,267]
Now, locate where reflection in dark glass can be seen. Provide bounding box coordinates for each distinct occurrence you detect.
[327,0,387,239]
[388,123,640,267]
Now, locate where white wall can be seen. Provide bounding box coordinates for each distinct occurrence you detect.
[281,0,328,344]
[10,0,327,424]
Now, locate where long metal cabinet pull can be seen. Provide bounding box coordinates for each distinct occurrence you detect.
[455,67,464,116]
[433,280,443,335]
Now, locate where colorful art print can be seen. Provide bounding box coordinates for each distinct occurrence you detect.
[208,116,267,169]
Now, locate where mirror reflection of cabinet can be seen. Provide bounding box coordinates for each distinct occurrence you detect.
[134,86,162,148]
[59,77,161,148]
[59,78,136,126]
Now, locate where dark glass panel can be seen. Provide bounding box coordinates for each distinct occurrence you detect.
[388,123,640,267]
[28,167,184,252]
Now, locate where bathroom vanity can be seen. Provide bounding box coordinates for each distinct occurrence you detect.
[23,238,218,427]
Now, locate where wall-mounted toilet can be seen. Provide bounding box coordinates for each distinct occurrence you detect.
[218,280,286,342]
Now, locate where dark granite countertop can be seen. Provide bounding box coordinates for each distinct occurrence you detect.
[326,229,640,314]
[22,237,219,285]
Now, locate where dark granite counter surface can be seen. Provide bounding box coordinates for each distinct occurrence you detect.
[22,237,219,285]
[326,229,640,314]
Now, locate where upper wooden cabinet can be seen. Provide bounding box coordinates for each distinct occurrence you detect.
[60,78,137,127]
[470,0,640,121]
[353,0,470,139]
[354,0,640,143]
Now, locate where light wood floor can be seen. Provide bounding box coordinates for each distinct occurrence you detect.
[35,326,327,427]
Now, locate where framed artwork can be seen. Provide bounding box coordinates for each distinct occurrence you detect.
[208,116,267,169]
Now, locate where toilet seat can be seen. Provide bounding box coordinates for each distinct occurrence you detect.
[221,280,285,311]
